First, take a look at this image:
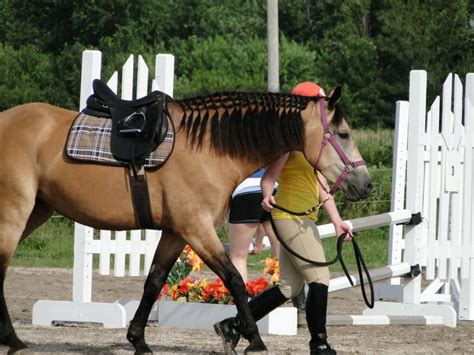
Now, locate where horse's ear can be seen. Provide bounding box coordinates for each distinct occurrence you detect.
[328,86,342,110]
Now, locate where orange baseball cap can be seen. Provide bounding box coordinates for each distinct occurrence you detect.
[291,82,325,97]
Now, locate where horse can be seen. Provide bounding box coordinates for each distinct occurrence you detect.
[0,86,372,354]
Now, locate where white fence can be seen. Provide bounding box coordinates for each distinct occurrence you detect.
[359,71,474,325]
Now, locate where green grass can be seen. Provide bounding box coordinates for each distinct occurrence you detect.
[12,216,75,268]
[245,227,388,274]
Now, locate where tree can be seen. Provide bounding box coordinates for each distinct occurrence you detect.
[375,0,474,107]
[0,44,64,110]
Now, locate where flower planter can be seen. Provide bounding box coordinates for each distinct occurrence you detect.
[157,300,297,335]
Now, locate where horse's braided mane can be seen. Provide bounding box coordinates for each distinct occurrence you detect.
[175,92,343,162]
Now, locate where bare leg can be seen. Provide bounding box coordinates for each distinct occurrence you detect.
[228,222,258,282]
[127,229,186,353]
[262,220,280,257]
[253,224,265,254]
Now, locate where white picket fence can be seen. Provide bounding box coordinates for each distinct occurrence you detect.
[32,50,473,329]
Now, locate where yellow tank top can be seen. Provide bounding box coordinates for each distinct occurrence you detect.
[272,152,320,221]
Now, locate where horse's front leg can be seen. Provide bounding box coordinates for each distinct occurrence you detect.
[127,229,186,354]
[184,223,266,353]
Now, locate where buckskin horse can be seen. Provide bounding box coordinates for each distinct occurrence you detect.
[0,86,372,354]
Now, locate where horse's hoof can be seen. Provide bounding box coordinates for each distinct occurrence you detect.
[2,334,27,354]
[132,344,153,355]
[7,343,28,355]
[127,334,152,354]
[244,338,267,353]
[131,342,152,354]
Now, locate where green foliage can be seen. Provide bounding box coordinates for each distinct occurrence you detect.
[315,36,385,127]
[375,0,474,106]
[173,34,317,98]
[354,128,393,168]
[166,250,193,286]
[13,217,75,268]
[0,44,72,108]
[173,35,267,97]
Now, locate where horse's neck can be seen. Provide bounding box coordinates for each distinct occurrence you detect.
[167,100,295,181]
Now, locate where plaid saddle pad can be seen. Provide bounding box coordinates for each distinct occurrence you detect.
[66,113,174,168]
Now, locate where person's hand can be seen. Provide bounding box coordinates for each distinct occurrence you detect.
[261,195,276,212]
[335,221,353,241]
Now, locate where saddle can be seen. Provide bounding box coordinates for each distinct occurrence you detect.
[82,79,173,229]
[84,79,171,175]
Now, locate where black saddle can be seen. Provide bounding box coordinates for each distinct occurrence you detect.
[83,79,171,174]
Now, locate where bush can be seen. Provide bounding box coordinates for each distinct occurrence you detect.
[353,128,393,168]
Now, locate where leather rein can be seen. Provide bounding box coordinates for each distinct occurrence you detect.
[269,96,374,308]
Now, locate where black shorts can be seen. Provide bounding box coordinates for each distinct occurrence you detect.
[229,191,272,224]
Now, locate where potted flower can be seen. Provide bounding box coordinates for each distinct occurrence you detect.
[156,246,296,335]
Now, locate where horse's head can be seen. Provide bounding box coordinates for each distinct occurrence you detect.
[301,87,373,201]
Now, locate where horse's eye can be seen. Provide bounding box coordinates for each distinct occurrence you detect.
[339,132,349,139]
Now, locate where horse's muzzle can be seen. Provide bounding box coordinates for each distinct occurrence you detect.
[345,179,373,201]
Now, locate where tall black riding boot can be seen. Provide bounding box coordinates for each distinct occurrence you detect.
[306,282,336,355]
[292,286,307,327]
[214,285,288,354]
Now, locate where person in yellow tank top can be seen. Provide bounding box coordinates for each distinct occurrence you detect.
[271,151,320,221]
[214,82,352,355]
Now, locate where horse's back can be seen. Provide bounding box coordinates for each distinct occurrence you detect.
[1,102,76,140]
[1,102,76,127]
[0,102,77,184]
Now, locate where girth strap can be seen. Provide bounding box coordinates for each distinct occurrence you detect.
[128,168,156,229]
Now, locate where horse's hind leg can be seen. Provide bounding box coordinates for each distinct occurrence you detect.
[184,224,266,353]
[127,229,186,354]
[0,193,45,351]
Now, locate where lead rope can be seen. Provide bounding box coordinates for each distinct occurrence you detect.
[269,202,374,308]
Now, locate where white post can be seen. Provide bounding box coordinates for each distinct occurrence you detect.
[403,70,427,304]
[79,50,101,110]
[267,0,279,92]
[136,55,149,99]
[121,55,134,100]
[72,224,94,302]
[388,101,409,267]
[460,73,474,320]
[155,54,175,97]
[73,49,102,303]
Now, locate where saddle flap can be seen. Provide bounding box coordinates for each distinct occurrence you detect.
[110,101,166,164]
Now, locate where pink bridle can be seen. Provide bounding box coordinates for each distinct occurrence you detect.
[314,98,366,195]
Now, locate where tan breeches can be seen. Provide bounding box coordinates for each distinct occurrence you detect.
[273,217,330,298]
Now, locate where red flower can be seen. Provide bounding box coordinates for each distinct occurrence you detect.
[246,277,269,297]
[178,276,195,295]
[202,278,231,303]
